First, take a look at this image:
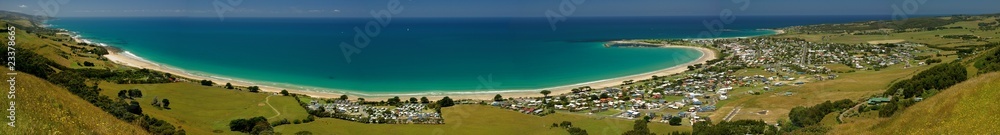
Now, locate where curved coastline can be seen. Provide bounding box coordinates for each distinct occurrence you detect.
[89,30,776,101]
[100,42,713,100]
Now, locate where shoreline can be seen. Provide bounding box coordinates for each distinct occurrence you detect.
[101,44,715,101]
[70,27,794,101]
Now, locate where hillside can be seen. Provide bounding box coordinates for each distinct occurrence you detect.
[832,72,1000,134]
[0,72,148,134]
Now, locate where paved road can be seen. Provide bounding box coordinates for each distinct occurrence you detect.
[723,106,742,121]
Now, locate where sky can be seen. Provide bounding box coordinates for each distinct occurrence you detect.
[1,0,998,17]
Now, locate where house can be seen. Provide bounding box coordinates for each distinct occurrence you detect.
[867,97,891,104]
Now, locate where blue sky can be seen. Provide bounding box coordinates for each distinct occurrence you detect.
[1,0,998,17]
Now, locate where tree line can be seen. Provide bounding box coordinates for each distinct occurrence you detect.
[692,119,779,135]
[974,46,1000,74]
[787,99,855,128]
[882,62,967,98]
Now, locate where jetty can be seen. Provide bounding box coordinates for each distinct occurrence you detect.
[603,40,668,48]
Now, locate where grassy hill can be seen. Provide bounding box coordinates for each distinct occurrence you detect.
[0,72,148,135]
[832,72,1000,134]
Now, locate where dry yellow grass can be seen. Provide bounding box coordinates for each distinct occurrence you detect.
[0,72,148,135]
[832,72,1000,134]
[716,63,932,124]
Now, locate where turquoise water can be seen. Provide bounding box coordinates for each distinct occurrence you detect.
[47,16,888,95]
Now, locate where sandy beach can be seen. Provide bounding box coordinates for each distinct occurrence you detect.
[102,44,715,101]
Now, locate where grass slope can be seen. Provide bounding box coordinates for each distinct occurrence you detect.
[833,72,1000,134]
[275,105,691,135]
[0,72,148,135]
[712,63,935,123]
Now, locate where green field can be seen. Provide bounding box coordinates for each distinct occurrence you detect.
[95,82,309,135]
[776,16,1000,49]
[275,105,691,135]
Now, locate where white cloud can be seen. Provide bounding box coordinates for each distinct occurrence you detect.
[19,5,27,8]
[333,9,340,13]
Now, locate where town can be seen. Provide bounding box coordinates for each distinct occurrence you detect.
[294,37,931,127]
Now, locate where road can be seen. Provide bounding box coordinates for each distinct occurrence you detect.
[266,95,281,119]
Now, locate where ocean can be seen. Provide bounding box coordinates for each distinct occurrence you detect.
[47,15,892,95]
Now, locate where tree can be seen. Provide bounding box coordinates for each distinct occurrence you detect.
[127,89,142,98]
[692,119,778,135]
[339,95,349,100]
[559,121,573,128]
[161,99,171,109]
[409,97,418,103]
[117,90,128,99]
[388,96,401,105]
[566,127,588,135]
[623,119,652,135]
[200,80,214,86]
[225,83,234,89]
[438,96,455,107]
[669,117,683,126]
[494,94,504,101]
[420,97,430,104]
[229,116,271,134]
[357,98,365,103]
[280,89,290,96]
[295,131,314,135]
[541,90,552,98]
[127,101,143,114]
[248,86,260,93]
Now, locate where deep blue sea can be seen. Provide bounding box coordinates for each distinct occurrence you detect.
[48,15,892,95]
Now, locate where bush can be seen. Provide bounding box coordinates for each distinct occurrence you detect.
[693,119,778,135]
[295,131,314,135]
[229,116,272,134]
[788,99,855,127]
[200,80,214,86]
[669,117,683,126]
[127,101,143,114]
[438,96,455,107]
[248,86,261,93]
